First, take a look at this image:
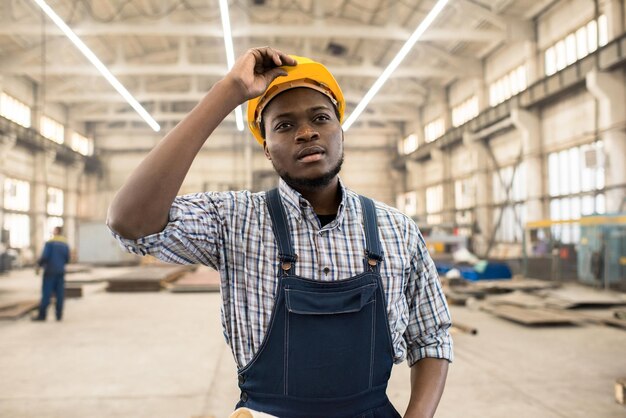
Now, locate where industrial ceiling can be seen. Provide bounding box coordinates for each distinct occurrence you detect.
[0,0,555,139]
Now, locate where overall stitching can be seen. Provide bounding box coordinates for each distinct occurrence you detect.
[369,296,376,389]
[284,302,289,395]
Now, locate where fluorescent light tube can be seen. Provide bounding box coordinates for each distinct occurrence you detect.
[219,0,244,131]
[342,0,449,131]
[32,0,160,132]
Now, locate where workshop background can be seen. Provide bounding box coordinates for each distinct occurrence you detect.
[0,0,625,417]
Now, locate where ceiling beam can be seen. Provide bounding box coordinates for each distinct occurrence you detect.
[72,110,419,123]
[453,0,509,29]
[0,22,504,43]
[51,91,424,105]
[417,43,482,76]
[0,63,461,79]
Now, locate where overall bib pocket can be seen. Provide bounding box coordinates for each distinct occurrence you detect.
[285,283,377,398]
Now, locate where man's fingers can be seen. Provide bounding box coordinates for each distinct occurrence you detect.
[252,46,295,69]
[278,52,297,66]
[264,68,289,84]
[272,53,282,67]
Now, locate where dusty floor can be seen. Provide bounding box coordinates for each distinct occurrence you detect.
[0,268,625,418]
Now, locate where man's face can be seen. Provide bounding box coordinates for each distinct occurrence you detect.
[262,88,344,189]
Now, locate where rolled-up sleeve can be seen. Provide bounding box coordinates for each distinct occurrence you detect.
[108,192,225,269]
[404,229,453,366]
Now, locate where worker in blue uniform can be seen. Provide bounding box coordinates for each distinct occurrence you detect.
[33,226,70,321]
[108,47,452,417]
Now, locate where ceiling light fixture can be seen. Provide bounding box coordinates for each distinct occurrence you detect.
[342,0,449,131]
[219,0,244,131]
[31,0,160,132]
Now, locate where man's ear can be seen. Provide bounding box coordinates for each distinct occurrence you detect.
[263,141,271,160]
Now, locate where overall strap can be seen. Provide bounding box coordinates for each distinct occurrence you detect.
[358,196,384,272]
[266,188,297,274]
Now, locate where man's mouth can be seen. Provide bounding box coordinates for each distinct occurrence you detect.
[297,146,325,162]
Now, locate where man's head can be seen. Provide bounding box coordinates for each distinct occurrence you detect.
[247,55,345,189]
[53,226,63,236]
[262,87,344,189]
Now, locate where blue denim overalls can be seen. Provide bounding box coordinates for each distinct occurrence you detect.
[235,189,401,418]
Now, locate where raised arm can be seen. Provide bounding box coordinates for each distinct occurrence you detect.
[107,47,296,239]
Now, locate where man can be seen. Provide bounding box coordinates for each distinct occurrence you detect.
[33,226,70,322]
[108,47,452,418]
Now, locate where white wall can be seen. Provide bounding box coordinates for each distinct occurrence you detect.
[541,89,597,152]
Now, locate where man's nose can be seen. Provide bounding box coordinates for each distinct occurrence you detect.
[295,124,319,142]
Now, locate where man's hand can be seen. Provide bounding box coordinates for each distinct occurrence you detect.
[225,47,297,103]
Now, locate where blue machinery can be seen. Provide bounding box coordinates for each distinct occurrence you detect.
[524,214,626,289]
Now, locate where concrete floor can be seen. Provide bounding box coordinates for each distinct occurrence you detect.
[1,268,625,418]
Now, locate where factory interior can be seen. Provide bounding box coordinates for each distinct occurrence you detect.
[1,0,625,417]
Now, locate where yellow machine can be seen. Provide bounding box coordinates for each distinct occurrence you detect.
[524,214,626,289]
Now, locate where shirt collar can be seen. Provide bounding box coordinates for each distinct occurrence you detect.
[277,177,348,227]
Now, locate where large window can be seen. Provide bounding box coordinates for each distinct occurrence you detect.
[489,65,527,107]
[548,141,605,243]
[40,116,65,144]
[3,178,31,248]
[452,96,479,127]
[4,178,30,211]
[3,213,30,249]
[494,205,526,243]
[0,92,31,128]
[424,118,445,143]
[71,132,94,156]
[492,163,526,242]
[544,15,608,76]
[426,185,443,225]
[454,177,475,236]
[454,177,475,210]
[47,187,64,216]
[398,134,418,155]
[45,187,64,240]
[396,191,418,217]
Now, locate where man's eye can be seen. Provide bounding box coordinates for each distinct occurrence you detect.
[314,114,330,121]
[275,122,291,130]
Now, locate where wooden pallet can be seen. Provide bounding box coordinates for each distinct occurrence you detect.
[0,300,39,320]
[106,266,191,292]
[169,267,221,293]
[481,304,580,326]
[65,284,83,298]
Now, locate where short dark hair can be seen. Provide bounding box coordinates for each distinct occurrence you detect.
[54,226,63,234]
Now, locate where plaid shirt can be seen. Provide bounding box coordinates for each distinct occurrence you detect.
[110,178,453,368]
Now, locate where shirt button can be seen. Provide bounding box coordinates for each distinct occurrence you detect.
[126,245,133,251]
[238,374,245,385]
[240,391,248,402]
[323,267,330,275]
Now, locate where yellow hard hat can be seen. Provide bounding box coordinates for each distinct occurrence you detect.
[247,55,345,145]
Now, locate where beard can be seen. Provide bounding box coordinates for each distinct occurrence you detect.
[273,152,344,190]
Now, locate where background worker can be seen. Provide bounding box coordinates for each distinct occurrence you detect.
[33,226,70,322]
[107,47,452,418]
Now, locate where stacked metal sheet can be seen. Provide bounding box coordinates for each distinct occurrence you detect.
[64,284,83,298]
[0,300,39,320]
[106,265,191,292]
[169,266,221,293]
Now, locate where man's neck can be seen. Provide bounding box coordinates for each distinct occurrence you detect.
[292,177,341,215]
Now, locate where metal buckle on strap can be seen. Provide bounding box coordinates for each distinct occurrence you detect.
[365,250,383,269]
[279,253,298,271]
